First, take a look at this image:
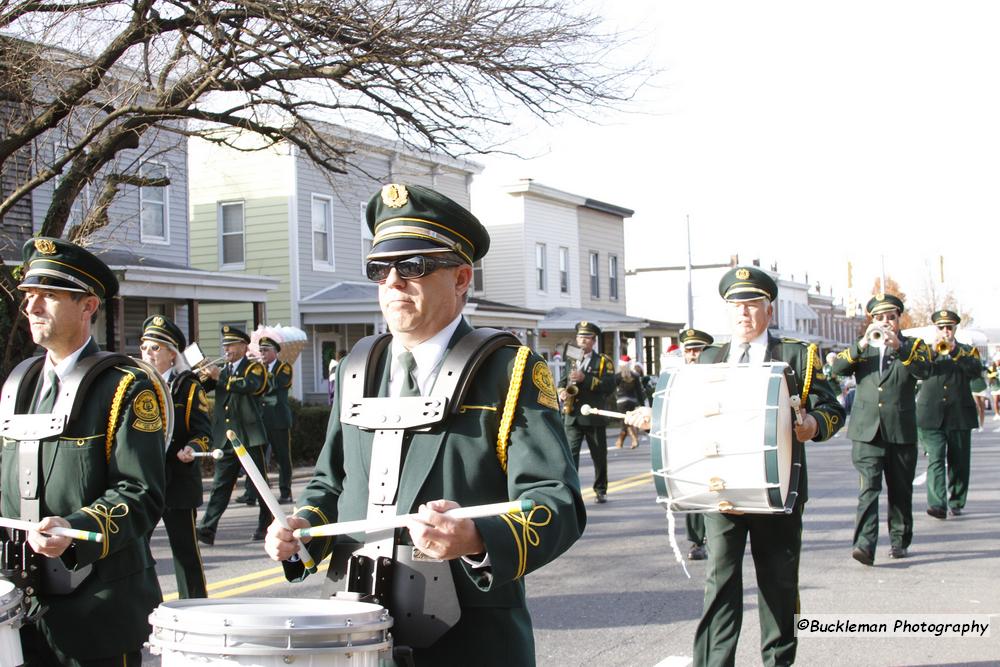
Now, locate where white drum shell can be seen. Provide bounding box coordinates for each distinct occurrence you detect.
[148,598,392,667]
[0,579,24,667]
[651,363,796,513]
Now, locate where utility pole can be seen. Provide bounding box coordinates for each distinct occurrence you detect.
[685,214,694,327]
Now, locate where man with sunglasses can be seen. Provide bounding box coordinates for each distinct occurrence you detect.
[915,310,981,519]
[265,183,585,666]
[832,294,931,565]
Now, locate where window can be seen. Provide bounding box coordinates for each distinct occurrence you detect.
[220,202,245,267]
[589,251,600,298]
[359,202,373,274]
[536,243,547,291]
[312,195,333,268]
[559,247,569,294]
[473,259,485,292]
[609,254,619,300]
[140,162,168,243]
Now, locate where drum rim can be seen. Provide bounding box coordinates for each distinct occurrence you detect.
[0,580,22,622]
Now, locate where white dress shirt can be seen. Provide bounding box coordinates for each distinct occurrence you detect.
[727,329,770,365]
[38,337,93,411]
[388,313,463,397]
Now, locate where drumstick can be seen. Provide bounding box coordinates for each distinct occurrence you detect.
[0,516,103,543]
[580,404,628,419]
[790,396,805,425]
[191,449,224,460]
[295,499,536,539]
[226,430,317,573]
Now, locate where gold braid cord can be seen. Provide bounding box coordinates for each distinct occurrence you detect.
[500,504,553,579]
[496,346,531,473]
[80,502,129,559]
[901,338,927,365]
[185,381,197,431]
[106,372,137,462]
[802,343,817,403]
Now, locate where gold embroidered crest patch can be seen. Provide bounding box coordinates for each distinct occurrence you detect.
[132,389,162,432]
[532,361,558,410]
[34,238,57,255]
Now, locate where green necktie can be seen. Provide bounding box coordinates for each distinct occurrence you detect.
[36,369,59,413]
[738,343,751,364]
[399,351,420,397]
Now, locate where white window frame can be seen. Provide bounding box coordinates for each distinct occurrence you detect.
[559,246,569,294]
[608,254,619,301]
[589,251,600,298]
[535,242,547,292]
[311,194,335,271]
[360,202,373,276]
[139,161,169,244]
[219,200,246,269]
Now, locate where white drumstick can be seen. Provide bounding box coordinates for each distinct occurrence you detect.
[580,404,628,419]
[191,449,224,460]
[226,430,317,573]
[790,396,805,425]
[295,499,536,539]
[0,516,103,543]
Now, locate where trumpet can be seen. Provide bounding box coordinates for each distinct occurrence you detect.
[934,339,952,356]
[182,342,226,375]
[866,327,886,349]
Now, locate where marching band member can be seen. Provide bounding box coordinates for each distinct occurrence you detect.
[140,315,211,598]
[627,266,844,667]
[3,238,165,666]
[915,309,981,518]
[264,184,584,666]
[679,328,714,561]
[832,293,931,565]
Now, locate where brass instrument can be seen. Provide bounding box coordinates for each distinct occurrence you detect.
[934,339,952,356]
[561,345,584,415]
[866,327,886,349]
[182,342,227,378]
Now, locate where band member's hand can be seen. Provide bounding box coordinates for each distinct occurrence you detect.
[265,516,310,561]
[793,413,819,442]
[569,369,585,383]
[406,499,485,561]
[29,516,73,558]
[625,406,652,431]
[177,445,196,463]
[882,327,900,351]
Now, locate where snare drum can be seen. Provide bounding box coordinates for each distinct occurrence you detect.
[148,597,392,666]
[0,579,24,667]
[650,362,801,514]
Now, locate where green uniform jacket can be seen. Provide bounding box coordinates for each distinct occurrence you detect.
[261,360,293,430]
[0,340,166,660]
[203,357,268,448]
[699,335,845,505]
[285,320,585,656]
[559,351,616,426]
[166,370,211,509]
[831,335,932,443]
[915,343,981,431]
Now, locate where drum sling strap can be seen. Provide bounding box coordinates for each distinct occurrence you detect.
[0,352,134,596]
[329,327,518,650]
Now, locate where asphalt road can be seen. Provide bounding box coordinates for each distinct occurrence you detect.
[144,422,1000,666]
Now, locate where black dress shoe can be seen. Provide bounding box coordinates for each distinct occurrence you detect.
[595,493,607,504]
[852,546,874,566]
[251,530,266,542]
[196,527,215,546]
[926,507,947,519]
[688,544,707,561]
[889,546,908,559]
[949,507,962,516]
[278,495,294,504]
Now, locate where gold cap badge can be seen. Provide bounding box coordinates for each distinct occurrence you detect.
[687,329,695,336]
[34,239,57,255]
[939,310,947,317]
[381,184,409,208]
[735,268,750,280]
[153,316,164,326]
[223,325,230,332]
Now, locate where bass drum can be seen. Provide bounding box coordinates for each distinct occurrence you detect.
[650,362,801,514]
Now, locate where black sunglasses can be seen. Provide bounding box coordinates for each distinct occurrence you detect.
[365,255,464,282]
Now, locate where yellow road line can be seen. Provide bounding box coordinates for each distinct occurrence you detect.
[164,472,654,600]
